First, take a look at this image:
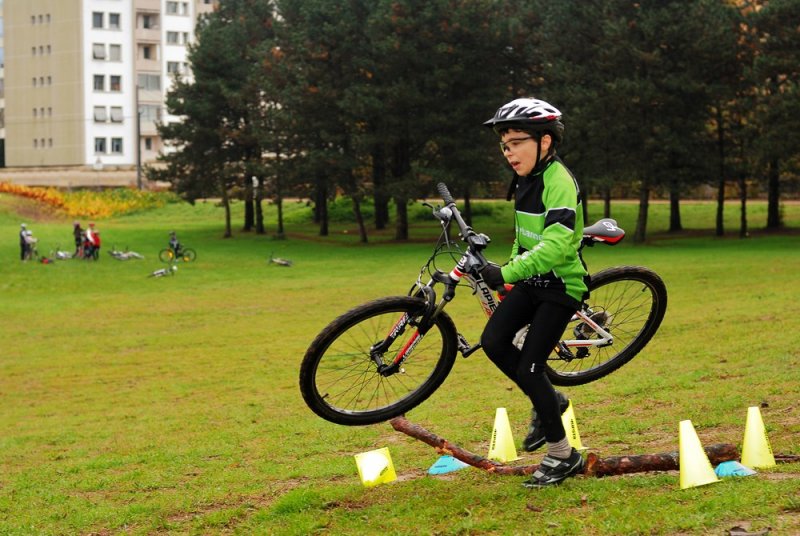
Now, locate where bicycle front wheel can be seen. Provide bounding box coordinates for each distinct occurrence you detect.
[181,248,196,262]
[300,296,459,425]
[158,249,175,263]
[547,265,667,386]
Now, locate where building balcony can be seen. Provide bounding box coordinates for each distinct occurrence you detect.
[136,28,161,43]
[136,58,160,72]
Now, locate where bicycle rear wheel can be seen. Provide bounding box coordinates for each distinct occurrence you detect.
[546,265,667,386]
[158,249,175,263]
[181,248,196,262]
[300,296,458,425]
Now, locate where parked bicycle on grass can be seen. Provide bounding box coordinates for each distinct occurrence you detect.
[159,231,196,263]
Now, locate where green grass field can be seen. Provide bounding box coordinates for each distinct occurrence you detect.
[1,193,798,535]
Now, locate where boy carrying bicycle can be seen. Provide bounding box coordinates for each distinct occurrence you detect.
[479,98,588,488]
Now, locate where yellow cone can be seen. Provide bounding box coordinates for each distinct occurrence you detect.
[561,401,587,452]
[354,447,397,487]
[741,406,776,469]
[488,408,519,462]
[679,420,719,489]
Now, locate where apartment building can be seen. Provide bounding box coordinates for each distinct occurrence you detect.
[1,0,216,179]
[1,0,6,166]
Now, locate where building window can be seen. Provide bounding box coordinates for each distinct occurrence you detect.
[166,2,179,14]
[144,137,153,151]
[33,77,37,87]
[109,13,121,30]
[110,75,121,91]
[93,75,105,91]
[95,138,107,154]
[33,108,38,118]
[167,61,180,74]
[92,12,104,29]
[140,104,161,122]
[47,76,52,85]
[94,106,108,122]
[142,14,158,29]
[109,44,121,61]
[32,16,36,24]
[141,44,154,60]
[138,73,161,91]
[93,43,106,60]
[47,45,52,54]
[34,139,38,148]
[32,46,37,56]
[111,138,123,154]
[49,139,53,148]
[166,31,179,44]
[110,107,124,123]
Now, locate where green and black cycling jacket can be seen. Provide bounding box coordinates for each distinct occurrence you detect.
[499,156,589,307]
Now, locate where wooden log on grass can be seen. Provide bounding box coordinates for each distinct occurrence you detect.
[389,416,748,477]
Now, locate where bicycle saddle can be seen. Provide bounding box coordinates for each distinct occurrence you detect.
[582,218,625,245]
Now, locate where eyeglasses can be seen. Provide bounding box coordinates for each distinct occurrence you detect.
[499,136,535,153]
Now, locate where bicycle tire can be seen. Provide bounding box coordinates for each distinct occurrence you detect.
[300,296,459,425]
[158,249,175,263]
[182,248,196,262]
[546,265,667,386]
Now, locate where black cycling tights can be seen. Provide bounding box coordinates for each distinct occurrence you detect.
[481,284,575,443]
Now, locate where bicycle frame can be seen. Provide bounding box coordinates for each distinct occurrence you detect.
[372,183,618,376]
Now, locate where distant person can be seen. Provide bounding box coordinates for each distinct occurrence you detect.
[22,229,38,261]
[73,221,83,257]
[168,231,182,256]
[19,223,28,260]
[85,222,100,260]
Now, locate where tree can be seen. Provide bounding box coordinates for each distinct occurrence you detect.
[748,0,800,230]
[151,0,277,237]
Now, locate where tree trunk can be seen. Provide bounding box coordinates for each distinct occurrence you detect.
[352,195,368,243]
[391,139,411,241]
[603,187,611,219]
[389,416,742,477]
[766,157,781,229]
[220,183,232,238]
[633,180,650,243]
[739,172,748,239]
[394,196,408,241]
[255,177,265,235]
[372,144,389,230]
[668,178,682,233]
[715,105,725,237]
[243,177,254,231]
[463,186,472,226]
[316,177,328,237]
[275,193,285,239]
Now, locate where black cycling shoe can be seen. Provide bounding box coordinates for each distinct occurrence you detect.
[522,390,570,452]
[522,448,585,488]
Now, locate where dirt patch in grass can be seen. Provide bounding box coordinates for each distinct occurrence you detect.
[0,195,66,223]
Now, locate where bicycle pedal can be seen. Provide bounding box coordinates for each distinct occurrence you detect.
[457,333,480,358]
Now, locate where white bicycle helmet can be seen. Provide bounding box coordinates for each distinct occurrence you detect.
[484,98,564,144]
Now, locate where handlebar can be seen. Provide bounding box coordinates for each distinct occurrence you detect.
[436,182,489,251]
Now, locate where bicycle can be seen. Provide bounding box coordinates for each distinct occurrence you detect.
[108,246,144,260]
[159,246,196,263]
[300,183,667,426]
